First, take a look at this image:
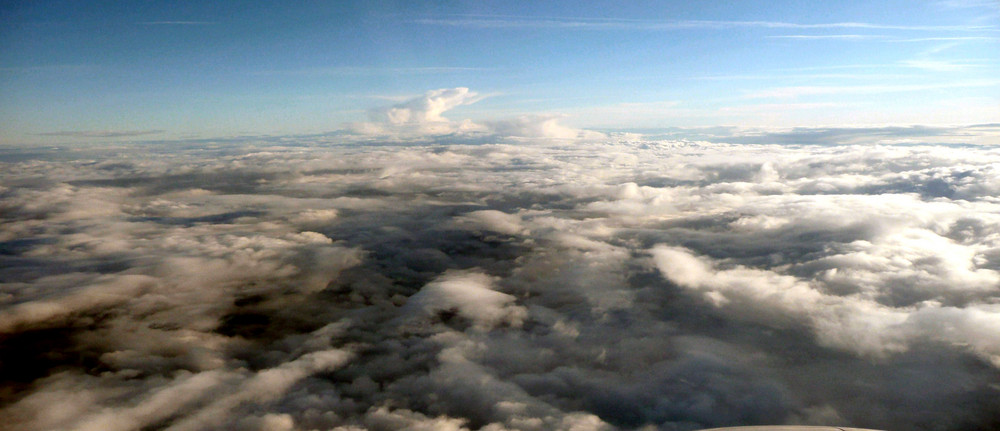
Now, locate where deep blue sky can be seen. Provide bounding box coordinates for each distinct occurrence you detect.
[1,0,998,144]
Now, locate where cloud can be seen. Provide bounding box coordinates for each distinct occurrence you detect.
[891,36,1000,42]
[414,16,993,32]
[347,87,486,137]
[649,243,1000,363]
[485,115,605,140]
[935,0,1000,10]
[704,124,986,145]
[453,210,528,236]
[767,34,883,40]
[900,59,981,72]
[370,87,483,125]
[35,130,165,138]
[348,88,604,140]
[254,66,488,76]
[768,35,1000,43]
[3,122,1000,431]
[401,270,527,330]
[140,21,214,25]
[742,79,1000,99]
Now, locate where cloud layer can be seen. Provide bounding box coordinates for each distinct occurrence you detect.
[2,122,1000,430]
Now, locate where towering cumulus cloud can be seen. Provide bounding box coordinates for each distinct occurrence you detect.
[350,87,602,140]
[349,87,485,137]
[374,88,482,125]
[2,109,1000,430]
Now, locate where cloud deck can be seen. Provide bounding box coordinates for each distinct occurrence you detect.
[2,130,1000,430]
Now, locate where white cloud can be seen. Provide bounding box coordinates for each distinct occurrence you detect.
[486,114,605,140]
[650,232,1000,364]
[767,34,882,40]
[36,130,165,138]
[347,87,486,137]
[453,210,528,236]
[371,88,482,125]
[361,406,471,431]
[4,123,1000,431]
[414,16,991,32]
[349,87,603,139]
[403,270,527,330]
[742,80,1000,99]
[900,59,980,71]
[164,349,354,431]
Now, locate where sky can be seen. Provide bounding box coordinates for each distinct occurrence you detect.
[6,2,1000,431]
[1,0,998,144]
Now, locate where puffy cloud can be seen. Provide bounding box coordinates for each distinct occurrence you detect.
[453,210,528,236]
[650,244,912,358]
[372,88,482,125]
[349,88,604,140]
[360,406,471,431]
[486,115,606,140]
[350,88,487,137]
[402,270,527,329]
[163,348,354,431]
[3,122,1000,431]
[0,274,160,333]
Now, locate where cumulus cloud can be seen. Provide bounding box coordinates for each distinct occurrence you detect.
[3,121,1000,431]
[371,88,482,125]
[348,87,486,137]
[651,244,915,359]
[348,87,604,140]
[402,270,527,330]
[453,210,528,236]
[485,115,606,140]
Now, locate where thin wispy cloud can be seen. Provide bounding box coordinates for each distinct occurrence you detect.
[775,64,907,71]
[140,21,214,25]
[768,34,884,40]
[755,62,994,75]
[0,64,100,73]
[744,79,1000,99]
[936,0,1000,10]
[36,130,165,138]
[716,102,847,115]
[935,0,1000,22]
[353,90,504,103]
[415,16,995,32]
[253,66,489,76]
[768,34,1000,43]
[693,72,912,81]
[890,36,1000,42]
[900,59,983,71]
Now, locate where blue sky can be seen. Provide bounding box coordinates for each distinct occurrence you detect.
[1,0,998,144]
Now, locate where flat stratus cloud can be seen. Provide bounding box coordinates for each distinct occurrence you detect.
[2,114,1000,431]
[35,129,165,138]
